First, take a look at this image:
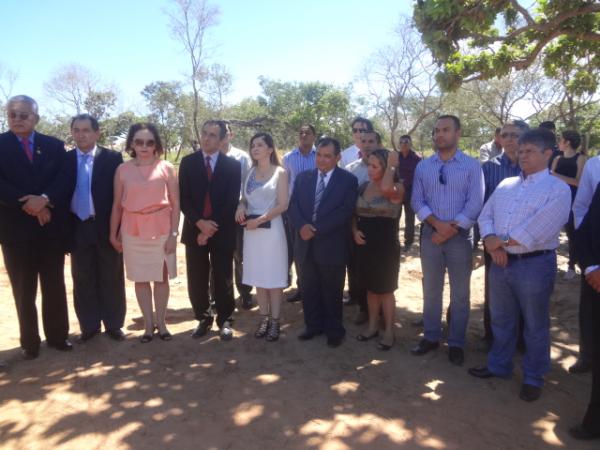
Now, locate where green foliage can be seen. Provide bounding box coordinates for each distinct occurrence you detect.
[414,0,600,95]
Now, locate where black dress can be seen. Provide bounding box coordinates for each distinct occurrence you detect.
[355,183,401,294]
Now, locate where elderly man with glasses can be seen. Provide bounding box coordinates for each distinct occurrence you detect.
[410,115,484,366]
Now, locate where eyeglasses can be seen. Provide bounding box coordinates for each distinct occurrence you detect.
[133,139,156,148]
[8,112,33,120]
[352,128,366,134]
[399,140,411,144]
[500,132,520,140]
[439,165,446,185]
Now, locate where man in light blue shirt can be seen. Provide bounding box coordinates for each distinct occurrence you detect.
[411,115,484,365]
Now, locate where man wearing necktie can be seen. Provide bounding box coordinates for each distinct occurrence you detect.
[179,120,241,341]
[0,95,72,359]
[288,137,358,348]
[66,114,126,343]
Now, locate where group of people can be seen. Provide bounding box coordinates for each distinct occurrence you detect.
[1,94,599,440]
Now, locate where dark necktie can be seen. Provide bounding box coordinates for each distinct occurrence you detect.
[20,137,33,162]
[312,171,326,222]
[203,155,213,218]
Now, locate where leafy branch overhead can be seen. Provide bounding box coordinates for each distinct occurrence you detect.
[413,0,600,95]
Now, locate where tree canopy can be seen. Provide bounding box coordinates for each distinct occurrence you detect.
[413,0,600,95]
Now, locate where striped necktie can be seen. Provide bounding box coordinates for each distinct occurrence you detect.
[312,171,326,222]
[75,153,92,220]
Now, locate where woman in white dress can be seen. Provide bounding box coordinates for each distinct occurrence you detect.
[235,133,289,341]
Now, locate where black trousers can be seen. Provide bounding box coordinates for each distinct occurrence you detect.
[71,219,126,333]
[348,239,367,313]
[582,278,600,433]
[578,276,596,364]
[400,193,416,246]
[2,239,69,352]
[186,242,234,328]
[300,245,346,339]
[284,213,302,291]
[210,225,252,300]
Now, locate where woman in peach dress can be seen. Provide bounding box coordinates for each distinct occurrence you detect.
[110,123,180,343]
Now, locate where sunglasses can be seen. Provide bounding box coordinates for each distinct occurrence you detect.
[439,165,446,185]
[500,132,520,139]
[399,140,411,144]
[8,112,33,120]
[352,128,366,134]
[133,139,156,148]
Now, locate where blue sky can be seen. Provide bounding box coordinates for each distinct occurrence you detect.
[0,0,412,116]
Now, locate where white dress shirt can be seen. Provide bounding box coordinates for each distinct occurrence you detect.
[340,144,361,168]
[573,155,600,228]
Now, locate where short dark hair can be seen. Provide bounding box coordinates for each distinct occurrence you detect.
[125,123,164,157]
[202,120,227,139]
[561,130,581,150]
[362,130,382,145]
[495,127,502,134]
[518,128,555,153]
[539,121,556,131]
[299,123,316,135]
[436,114,461,130]
[221,119,232,134]
[400,134,411,141]
[316,136,341,155]
[249,132,281,167]
[71,113,100,131]
[350,117,374,131]
[503,119,529,132]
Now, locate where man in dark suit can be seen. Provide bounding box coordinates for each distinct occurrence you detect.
[179,120,241,341]
[0,95,72,359]
[570,184,600,440]
[288,137,358,348]
[66,114,126,343]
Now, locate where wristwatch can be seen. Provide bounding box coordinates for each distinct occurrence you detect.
[500,234,510,246]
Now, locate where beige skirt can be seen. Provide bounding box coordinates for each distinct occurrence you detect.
[122,233,177,282]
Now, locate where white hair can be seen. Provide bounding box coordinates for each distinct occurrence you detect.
[7,95,39,114]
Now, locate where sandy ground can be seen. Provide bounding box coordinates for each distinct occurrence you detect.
[0,223,597,450]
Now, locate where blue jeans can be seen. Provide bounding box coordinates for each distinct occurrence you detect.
[487,251,556,387]
[420,224,473,347]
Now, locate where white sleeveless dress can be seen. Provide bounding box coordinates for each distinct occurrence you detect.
[242,167,288,288]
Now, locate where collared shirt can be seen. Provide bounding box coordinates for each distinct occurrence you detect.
[202,150,219,172]
[340,144,361,168]
[15,131,35,155]
[411,149,484,229]
[224,145,252,194]
[478,169,571,254]
[479,140,501,163]
[345,158,369,186]
[71,146,97,216]
[396,149,421,189]
[481,152,521,202]
[282,146,316,194]
[573,155,600,228]
[315,167,334,195]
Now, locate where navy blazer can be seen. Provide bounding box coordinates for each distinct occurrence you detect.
[288,166,358,266]
[65,146,123,248]
[576,183,600,271]
[0,131,70,244]
[179,150,241,251]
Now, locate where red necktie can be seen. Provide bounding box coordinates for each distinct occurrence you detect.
[20,137,33,162]
[203,155,213,218]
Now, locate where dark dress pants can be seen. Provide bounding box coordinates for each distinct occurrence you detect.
[71,219,126,333]
[284,213,302,290]
[578,275,595,365]
[401,191,416,246]
[582,278,600,433]
[186,241,235,328]
[2,239,69,352]
[300,244,346,339]
[210,225,252,300]
[348,239,367,313]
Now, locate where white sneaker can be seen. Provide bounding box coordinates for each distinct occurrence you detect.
[564,269,576,280]
[219,321,233,341]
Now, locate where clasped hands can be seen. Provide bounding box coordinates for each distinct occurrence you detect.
[196,219,219,246]
[484,236,508,268]
[234,204,262,230]
[19,194,51,226]
[431,220,459,245]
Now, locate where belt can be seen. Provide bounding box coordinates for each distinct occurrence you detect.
[130,206,169,215]
[507,249,553,260]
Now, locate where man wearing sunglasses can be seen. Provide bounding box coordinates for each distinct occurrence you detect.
[339,117,374,168]
[0,95,73,360]
[411,115,484,366]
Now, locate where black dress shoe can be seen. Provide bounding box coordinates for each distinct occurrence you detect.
[241,295,254,310]
[568,359,592,374]
[78,329,101,342]
[298,330,321,341]
[105,329,125,342]
[48,340,73,351]
[22,349,39,360]
[287,291,301,303]
[448,346,464,366]
[410,339,439,355]
[519,383,542,402]
[468,365,495,378]
[191,319,213,339]
[327,336,344,348]
[569,425,600,440]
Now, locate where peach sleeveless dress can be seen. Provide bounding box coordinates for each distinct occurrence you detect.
[118,159,177,282]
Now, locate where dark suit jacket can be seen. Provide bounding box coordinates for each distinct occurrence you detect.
[65,146,124,249]
[288,167,358,266]
[576,183,600,271]
[0,131,70,244]
[179,150,241,251]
